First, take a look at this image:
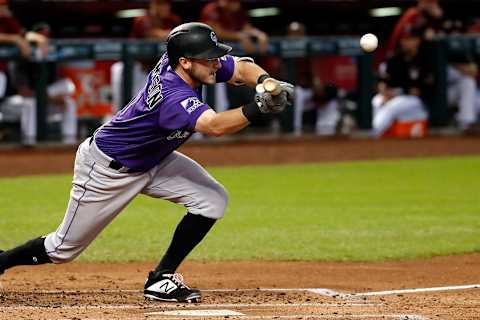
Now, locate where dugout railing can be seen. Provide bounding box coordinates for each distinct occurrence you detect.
[0,35,462,141]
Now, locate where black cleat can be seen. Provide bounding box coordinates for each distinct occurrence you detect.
[144,271,201,303]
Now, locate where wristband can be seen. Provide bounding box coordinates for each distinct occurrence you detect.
[257,73,270,84]
[242,101,262,122]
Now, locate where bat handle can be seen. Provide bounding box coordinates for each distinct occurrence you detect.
[262,78,282,96]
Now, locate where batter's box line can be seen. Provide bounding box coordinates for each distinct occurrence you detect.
[19,287,340,295]
[0,302,382,310]
[7,284,479,297]
[351,284,480,297]
[145,311,429,320]
[0,305,428,319]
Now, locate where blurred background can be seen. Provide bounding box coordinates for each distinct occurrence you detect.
[8,0,478,38]
[1,0,480,145]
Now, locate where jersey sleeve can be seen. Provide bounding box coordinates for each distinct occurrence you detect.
[159,91,211,131]
[215,55,235,83]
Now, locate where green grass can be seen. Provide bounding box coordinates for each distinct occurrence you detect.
[0,156,479,262]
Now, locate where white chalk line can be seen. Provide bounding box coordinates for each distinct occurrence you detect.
[145,313,428,320]
[0,304,428,320]
[0,302,381,310]
[148,309,246,317]
[6,284,474,320]
[12,284,479,297]
[10,287,340,296]
[0,305,143,310]
[353,284,480,296]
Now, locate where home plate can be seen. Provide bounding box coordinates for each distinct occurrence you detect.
[146,309,245,317]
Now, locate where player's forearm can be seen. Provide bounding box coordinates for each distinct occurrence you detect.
[234,60,269,88]
[196,108,249,137]
[208,108,250,136]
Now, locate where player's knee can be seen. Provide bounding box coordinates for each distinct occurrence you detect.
[202,184,229,219]
[212,184,229,219]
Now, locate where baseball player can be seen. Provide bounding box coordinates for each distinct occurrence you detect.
[372,26,431,137]
[0,22,293,303]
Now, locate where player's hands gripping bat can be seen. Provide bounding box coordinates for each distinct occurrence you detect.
[256,78,295,105]
[254,90,289,114]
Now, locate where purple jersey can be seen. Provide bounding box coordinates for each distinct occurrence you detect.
[95,53,235,172]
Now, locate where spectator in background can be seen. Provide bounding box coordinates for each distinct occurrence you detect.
[111,0,181,112]
[287,22,315,134]
[0,2,76,145]
[0,0,33,60]
[466,20,480,129]
[200,0,268,55]
[372,26,431,138]
[200,0,270,124]
[388,0,479,132]
[110,61,150,114]
[0,0,31,141]
[0,0,40,101]
[0,21,77,145]
[130,0,181,40]
[386,0,443,57]
[286,22,349,136]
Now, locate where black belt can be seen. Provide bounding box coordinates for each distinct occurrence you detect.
[89,137,134,173]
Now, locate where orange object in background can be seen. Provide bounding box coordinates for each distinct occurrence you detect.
[59,61,114,117]
[383,120,428,138]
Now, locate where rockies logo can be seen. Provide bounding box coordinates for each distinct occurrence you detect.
[210,31,217,44]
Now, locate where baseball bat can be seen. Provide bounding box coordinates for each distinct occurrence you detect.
[262,78,281,96]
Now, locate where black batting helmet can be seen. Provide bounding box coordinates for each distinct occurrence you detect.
[166,22,232,68]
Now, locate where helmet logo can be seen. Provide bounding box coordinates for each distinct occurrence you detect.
[210,31,218,44]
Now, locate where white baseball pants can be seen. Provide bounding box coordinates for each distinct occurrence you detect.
[315,99,341,136]
[0,78,77,144]
[294,86,341,136]
[43,138,228,263]
[447,65,477,128]
[293,86,314,135]
[372,94,428,137]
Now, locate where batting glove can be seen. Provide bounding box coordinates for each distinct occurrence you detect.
[277,81,295,105]
[254,90,289,114]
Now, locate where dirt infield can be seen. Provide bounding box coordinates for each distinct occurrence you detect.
[1,136,480,319]
[1,136,480,176]
[1,256,479,319]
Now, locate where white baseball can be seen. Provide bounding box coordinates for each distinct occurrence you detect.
[360,33,378,52]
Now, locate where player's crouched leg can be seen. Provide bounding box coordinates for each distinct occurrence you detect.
[143,182,228,303]
[195,182,229,220]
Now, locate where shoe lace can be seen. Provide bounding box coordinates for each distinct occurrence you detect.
[168,272,190,289]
